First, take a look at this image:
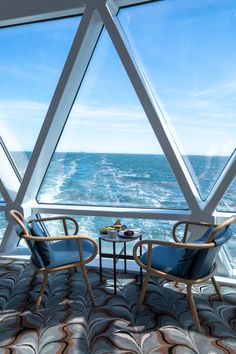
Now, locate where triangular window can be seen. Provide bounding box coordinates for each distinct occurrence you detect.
[0,17,80,176]
[37,28,188,210]
[118,1,236,200]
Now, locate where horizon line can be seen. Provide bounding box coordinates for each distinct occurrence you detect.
[10,150,231,158]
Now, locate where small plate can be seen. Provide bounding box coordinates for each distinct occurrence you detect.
[118,229,141,238]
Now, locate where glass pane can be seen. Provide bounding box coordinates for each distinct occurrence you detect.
[119,0,236,200]
[223,223,236,268]
[0,212,7,245]
[28,214,177,254]
[0,17,80,176]
[217,177,236,212]
[37,28,188,210]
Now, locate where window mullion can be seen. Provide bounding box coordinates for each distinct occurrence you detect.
[15,7,103,207]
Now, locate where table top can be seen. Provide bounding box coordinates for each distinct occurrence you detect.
[99,231,142,243]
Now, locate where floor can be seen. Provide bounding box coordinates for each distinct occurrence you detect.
[0,258,236,353]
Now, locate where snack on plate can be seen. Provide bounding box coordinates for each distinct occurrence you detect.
[100,226,116,234]
[124,230,134,237]
[113,219,122,230]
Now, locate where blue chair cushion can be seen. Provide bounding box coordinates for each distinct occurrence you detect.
[47,238,95,268]
[15,222,44,268]
[189,226,233,279]
[214,226,232,246]
[140,226,233,280]
[140,227,215,279]
[31,221,54,267]
[140,246,187,277]
[174,226,215,277]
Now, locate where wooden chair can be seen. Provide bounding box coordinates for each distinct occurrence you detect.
[133,216,236,332]
[10,210,98,311]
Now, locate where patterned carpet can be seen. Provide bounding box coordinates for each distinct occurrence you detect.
[0,258,236,353]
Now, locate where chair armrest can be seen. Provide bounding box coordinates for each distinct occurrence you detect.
[172,220,216,243]
[133,239,215,272]
[21,234,98,264]
[134,238,215,250]
[133,239,217,283]
[207,216,236,242]
[29,215,79,235]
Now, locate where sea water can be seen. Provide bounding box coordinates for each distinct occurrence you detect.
[2,152,236,262]
[37,153,232,207]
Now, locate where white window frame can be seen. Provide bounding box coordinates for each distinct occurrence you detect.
[0,0,235,279]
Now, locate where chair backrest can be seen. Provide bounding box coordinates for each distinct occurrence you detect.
[188,216,235,279]
[10,210,50,268]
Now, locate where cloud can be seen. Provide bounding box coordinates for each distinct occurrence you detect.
[70,103,145,120]
[0,99,157,152]
[0,99,47,120]
[57,103,160,153]
[0,99,48,150]
[67,103,154,133]
[165,80,236,136]
[192,79,236,98]
[0,64,60,85]
[0,96,234,156]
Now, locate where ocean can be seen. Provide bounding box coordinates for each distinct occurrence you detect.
[37,152,231,207]
[1,152,236,262]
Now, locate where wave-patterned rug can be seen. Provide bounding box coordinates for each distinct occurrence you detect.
[0,258,236,353]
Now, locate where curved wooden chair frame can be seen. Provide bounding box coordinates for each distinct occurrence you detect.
[10,210,98,311]
[133,216,236,332]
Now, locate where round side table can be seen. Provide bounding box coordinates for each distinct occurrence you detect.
[99,232,142,294]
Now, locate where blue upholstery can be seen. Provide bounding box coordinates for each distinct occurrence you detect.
[175,226,214,278]
[140,246,186,276]
[48,238,95,268]
[16,220,95,269]
[15,222,44,268]
[140,226,233,280]
[31,221,54,267]
[212,226,232,246]
[189,226,232,279]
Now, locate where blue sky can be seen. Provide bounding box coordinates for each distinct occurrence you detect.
[0,0,235,157]
[0,17,80,152]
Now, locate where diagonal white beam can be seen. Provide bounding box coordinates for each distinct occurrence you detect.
[203,150,236,214]
[98,1,202,213]
[15,6,103,206]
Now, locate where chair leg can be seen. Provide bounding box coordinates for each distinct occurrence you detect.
[211,276,223,301]
[29,270,37,287]
[187,284,201,332]
[80,264,96,307]
[35,272,48,312]
[137,272,150,312]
